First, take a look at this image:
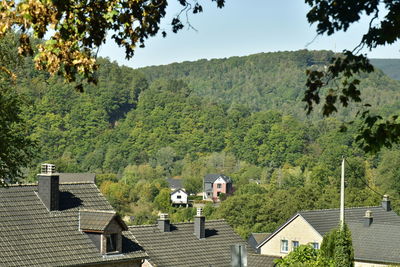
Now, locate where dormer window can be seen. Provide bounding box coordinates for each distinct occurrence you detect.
[106,234,118,253]
[79,210,128,255]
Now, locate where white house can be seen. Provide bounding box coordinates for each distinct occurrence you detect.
[170,188,188,205]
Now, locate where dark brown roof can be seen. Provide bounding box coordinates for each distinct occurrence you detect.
[129,220,246,267]
[247,253,278,267]
[0,182,146,266]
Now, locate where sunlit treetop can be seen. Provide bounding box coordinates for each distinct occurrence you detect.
[0,0,224,84]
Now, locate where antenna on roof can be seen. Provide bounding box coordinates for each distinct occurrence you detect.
[340,157,345,229]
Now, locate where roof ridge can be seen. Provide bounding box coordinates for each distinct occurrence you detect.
[60,181,95,185]
[80,209,116,214]
[299,206,381,213]
[7,183,37,187]
[129,219,227,229]
[6,181,95,187]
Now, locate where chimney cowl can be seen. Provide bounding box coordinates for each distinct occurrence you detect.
[382,194,391,211]
[41,163,56,175]
[364,210,373,227]
[196,208,204,217]
[365,210,373,218]
[158,213,170,232]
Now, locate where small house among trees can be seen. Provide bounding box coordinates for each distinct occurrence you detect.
[170,188,188,206]
[203,174,233,201]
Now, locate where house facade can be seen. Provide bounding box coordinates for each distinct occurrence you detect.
[170,188,188,205]
[257,196,400,267]
[0,164,147,266]
[203,174,233,200]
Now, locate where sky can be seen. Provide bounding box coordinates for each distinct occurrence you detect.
[98,0,400,69]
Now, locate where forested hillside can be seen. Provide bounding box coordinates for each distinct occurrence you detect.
[140,50,400,117]
[370,58,400,80]
[11,49,400,238]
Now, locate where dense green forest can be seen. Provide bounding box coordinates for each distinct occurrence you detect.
[7,45,400,238]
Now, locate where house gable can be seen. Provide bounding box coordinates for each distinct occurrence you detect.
[259,214,322,257]
[215,177,227,184]
[171,189,188,204]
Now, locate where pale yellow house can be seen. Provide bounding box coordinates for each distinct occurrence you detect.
[256,196,400,267]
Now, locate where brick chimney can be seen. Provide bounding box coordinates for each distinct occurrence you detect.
[38,164,59,211]
[363,210,373,227]
[158,213,170,232]
[194,208,205,239]
[382,194,391,211]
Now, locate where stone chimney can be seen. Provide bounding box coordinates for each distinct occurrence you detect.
[38,163,59,211]
[364,210,373,227]
[382,194,391,211]
[158,213,170,232]
[194,208,205,239]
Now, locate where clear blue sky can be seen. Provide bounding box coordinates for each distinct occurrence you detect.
[98,0,400,69]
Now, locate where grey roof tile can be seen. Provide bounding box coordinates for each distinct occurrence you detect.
[299,206,400,236]
[59,173,96,183]
[247,253,278,267]
[204,174,232,183]
[0,183,146,266]
[129,220,246,267]
[167,178,183,189]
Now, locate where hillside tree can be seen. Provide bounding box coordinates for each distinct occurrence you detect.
[305,0,400,153]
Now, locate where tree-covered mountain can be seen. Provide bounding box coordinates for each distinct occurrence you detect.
[8,48,400,237]
[370,58,400,81]
[139,50,400,118]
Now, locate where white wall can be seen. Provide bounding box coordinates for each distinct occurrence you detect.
[354,261,389,267]
[259,215,322,257]
[171,189,188,204]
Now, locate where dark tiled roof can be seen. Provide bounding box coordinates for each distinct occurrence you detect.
[247,253,278,267]
[248,233,270,251]
[204,174,232,183]
[166,178,183,189]
[0,183,146,266]
[59,173,96,183]
[349,221,400,264]
[129,220,246,267]
[299,206,400,236]
[258,206,400,264]
[80,210,128,231]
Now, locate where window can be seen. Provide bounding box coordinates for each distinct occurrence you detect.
[177,195,181,199]
[281,240,288,253]
[217,184,222,189]
[311,242,319,249]
[292,241,299,250]
[106,234,118,253]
